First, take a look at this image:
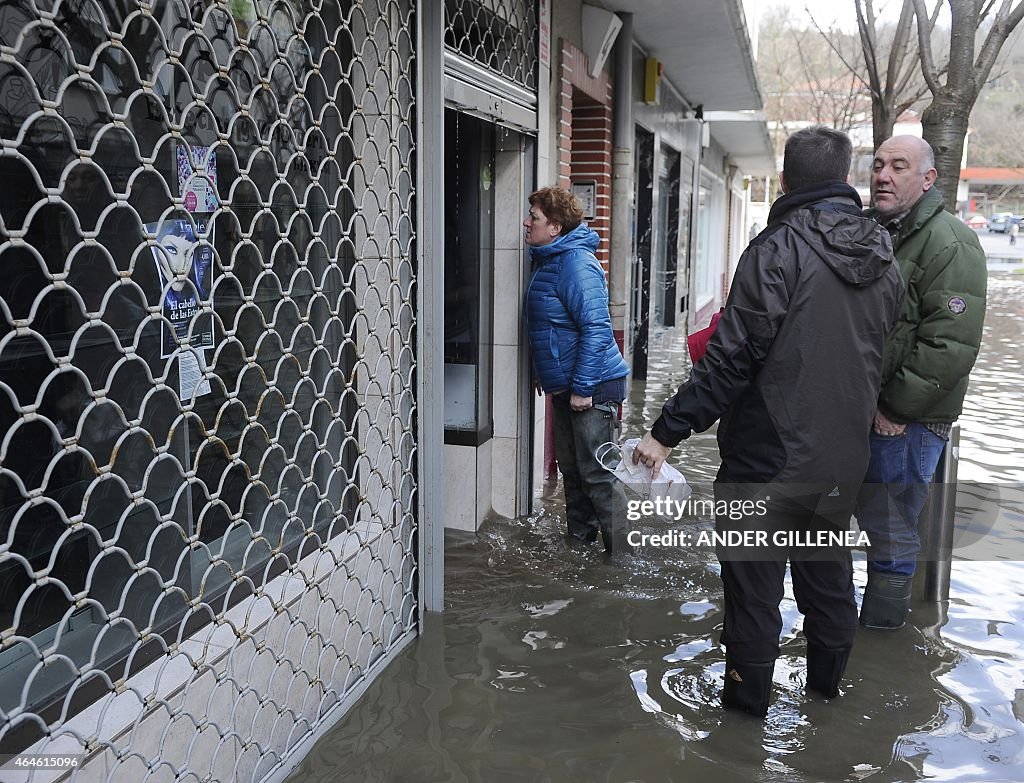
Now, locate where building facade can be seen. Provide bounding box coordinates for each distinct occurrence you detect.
[0,1,770,780]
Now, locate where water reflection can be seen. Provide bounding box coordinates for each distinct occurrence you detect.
[288,273,1024,783]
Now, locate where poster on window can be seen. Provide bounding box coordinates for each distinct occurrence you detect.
[146,217,214,398]
[177,143,219,214]
[139,142,220,398]
[178,348,211,400]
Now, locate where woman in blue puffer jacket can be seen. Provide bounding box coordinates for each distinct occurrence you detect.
[524,187,631,554]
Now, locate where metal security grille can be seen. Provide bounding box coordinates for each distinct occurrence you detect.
[0,0,417,779]
[444,0,537,90]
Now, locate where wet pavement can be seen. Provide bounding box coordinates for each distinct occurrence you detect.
[977,229,1024,263]
[287,270,1024,783]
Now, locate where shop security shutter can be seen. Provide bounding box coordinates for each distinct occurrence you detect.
[0,0,418,778]
[444,0,537,90]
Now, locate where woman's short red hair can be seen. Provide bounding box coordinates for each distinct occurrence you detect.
[529,186,584,235]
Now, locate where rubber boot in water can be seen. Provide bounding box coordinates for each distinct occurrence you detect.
[860,572,913,630]
[806,643,850,698]
[722,660,774,717]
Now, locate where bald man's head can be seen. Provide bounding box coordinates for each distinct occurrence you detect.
[870,136,937,219]
[886,135,935,172]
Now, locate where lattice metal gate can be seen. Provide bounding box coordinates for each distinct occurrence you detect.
[444,0,536,91]
[0,0,417,780]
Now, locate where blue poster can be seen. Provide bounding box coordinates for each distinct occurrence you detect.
[147,217,214,358]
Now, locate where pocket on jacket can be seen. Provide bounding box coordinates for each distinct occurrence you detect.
[552,329,578,371]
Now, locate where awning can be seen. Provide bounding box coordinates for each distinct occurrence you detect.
[960,167,1024,185]
[704,111,777,177]
[592,0,762,111]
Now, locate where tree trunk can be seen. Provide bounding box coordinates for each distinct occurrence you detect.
[920,94,971,214]
[871,97,896,151]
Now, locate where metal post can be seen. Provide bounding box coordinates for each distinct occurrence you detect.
[609,12,633,349]
[923,423,960,602]
[416,0,446,616]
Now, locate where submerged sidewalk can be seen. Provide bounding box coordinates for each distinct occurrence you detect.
[285,276,1024,783]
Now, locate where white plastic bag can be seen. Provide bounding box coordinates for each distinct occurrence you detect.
[596,438,692,505]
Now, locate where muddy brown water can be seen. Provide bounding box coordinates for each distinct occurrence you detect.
[288,272,1024,783]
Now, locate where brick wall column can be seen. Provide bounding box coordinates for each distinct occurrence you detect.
[545,40,617,479]
[557,41,614,271]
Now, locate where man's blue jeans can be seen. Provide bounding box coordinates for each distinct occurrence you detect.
[855,423,946,576]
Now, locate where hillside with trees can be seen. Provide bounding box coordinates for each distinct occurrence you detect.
[757,1,1024,211]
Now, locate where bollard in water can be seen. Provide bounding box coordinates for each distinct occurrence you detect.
[923,423,960,603]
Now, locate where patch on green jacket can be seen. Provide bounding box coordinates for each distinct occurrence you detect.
[947,296,967,315]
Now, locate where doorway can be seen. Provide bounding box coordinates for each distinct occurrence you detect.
[443,110,495,446]
[630,127,655,379]
[441,110,533,530]
[654,148,682,327]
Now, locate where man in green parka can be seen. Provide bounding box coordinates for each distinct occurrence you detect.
[856,136,987,629]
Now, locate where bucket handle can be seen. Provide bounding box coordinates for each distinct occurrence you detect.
[595,440,621,473]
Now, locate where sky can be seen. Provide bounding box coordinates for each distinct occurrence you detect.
[759,0,912,34]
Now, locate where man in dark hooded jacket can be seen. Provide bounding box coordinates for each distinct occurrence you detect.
[632,126,905,716]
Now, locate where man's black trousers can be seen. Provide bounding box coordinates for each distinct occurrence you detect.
[715,495,859,665]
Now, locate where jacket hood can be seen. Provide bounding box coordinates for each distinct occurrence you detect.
[529,222,600,263]
[770,182,895,288]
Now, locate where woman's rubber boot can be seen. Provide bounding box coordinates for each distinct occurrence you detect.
[722,660,774,717]
[860,572,913,630]
[806,643,850,698]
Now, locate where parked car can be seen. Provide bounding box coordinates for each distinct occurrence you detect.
[988,214,1023,233]
[965,215,988,229]
[989,214,1009,232]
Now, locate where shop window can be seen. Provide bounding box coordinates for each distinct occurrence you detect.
[694,171,724,306]
[0,0,411,752]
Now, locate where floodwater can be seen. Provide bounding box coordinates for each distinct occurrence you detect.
[288,272,1024,783]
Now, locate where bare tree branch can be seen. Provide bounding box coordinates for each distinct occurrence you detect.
[856,0,883,101]
[975,1,1024,83]
[857,0,880,80]
[911,0,942,94]
[884,0,916,103]
[891,6,929,99]
[895,64,947,106]
[807,11,873,91]
[979,0,1001,25]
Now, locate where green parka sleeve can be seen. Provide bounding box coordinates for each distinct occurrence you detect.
[879,230,987,424]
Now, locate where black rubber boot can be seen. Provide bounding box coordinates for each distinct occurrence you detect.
[566,526,598,544]
[806,643,850,698]
[860,572,913,630]
[722,660,775,717]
